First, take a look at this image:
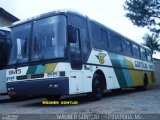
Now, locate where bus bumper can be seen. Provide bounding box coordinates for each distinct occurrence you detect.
[7,77,69,97]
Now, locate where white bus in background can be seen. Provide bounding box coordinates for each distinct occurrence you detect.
[0,27,11,94]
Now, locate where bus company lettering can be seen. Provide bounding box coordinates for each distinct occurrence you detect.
[134,61,147,69]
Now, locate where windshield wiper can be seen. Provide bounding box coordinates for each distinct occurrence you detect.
[35,37,45,65]
[14,37,27,68]
[15,50,22,68]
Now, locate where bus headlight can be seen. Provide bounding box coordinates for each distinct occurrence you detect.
[47,73,53,77]
[53,72,58,77]
[47,72,59,78]
[46,71,65,78]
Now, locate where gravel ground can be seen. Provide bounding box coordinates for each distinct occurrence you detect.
[0,86,160,115]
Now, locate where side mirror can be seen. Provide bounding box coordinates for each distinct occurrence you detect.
[68,25,78,43]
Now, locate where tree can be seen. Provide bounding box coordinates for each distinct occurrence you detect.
[124,0,160,34]
[142,33,160,55]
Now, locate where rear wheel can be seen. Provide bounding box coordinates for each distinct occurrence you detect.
[88,74,103,101]
[142,74,148,90]
[46,95,61,101]
[136,74,148,91]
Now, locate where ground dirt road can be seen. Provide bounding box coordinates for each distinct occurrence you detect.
[0,86,160,115]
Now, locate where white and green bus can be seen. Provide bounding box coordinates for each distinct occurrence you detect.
[6,10,155,100]
[0,27,11,94]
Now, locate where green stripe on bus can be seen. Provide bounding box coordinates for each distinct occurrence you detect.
[27,65,37,74]
[119,56,133,87]
[108,53,128,87]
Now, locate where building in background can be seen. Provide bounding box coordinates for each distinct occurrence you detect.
[0,7,19,27]
[154,58,160,85]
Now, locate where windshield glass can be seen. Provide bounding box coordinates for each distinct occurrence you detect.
[31,15,67,61]
[9,23,31,65]
[9,15,67,65]
[0,30,11,68]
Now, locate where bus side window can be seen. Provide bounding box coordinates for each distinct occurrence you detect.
[146,50,152,62]
[140,47,147,60]
[108,32,122,53]
[69,26,82,70]
[0,39,4,68]
[68,14,91,63]
[69,27,81,60]
[100,29,109,49]
[91,23,101,49]
[132,43,140,58]
[122,39,132,56]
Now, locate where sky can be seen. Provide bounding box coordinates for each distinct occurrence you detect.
[0,0,159,59]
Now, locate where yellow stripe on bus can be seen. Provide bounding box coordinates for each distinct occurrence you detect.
[45,63,57,73]
[129,70,143,86]
[125,57,134,69]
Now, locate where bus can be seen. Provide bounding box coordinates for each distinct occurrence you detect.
[0,27,11,94]
[6,10,155,100]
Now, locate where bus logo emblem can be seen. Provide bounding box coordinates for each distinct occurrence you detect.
[96,53,106,64]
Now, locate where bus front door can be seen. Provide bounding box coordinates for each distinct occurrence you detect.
[70,71,83,93]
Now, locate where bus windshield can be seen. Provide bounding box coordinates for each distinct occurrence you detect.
[9,15,67,65]
[0,29,11,69]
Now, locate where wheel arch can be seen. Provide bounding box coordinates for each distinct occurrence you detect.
[92,69,107,91]
[144,73,148,85]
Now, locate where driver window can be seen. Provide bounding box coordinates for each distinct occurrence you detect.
[70,28,81,60]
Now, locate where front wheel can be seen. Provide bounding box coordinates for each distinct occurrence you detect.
[88,75,103,101]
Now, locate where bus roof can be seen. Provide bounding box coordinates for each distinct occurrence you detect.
[10,9,150,51]
[11,9,86,27]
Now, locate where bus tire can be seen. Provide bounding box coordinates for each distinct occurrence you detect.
[136,74,148,91]
[89,74,103,101]
[142,74,148,90]
[46,95,61,101]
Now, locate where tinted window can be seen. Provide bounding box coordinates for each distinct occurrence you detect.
[122,39,132,56]
[69,14,91,62]
[9,23,31,65]
[31,15,67,61]
[91,23,101,49]
[140,47,147,60]
[100,29,109,49]
[108,32,122,52]
[70,28,81,59]
[69,14,86,28]
[80,28,91,61]
[0,30,11,68]
[0,35,5,68]
[132,44,140,58]
[146,50,152,61]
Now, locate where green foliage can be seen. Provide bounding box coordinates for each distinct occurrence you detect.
[124,0,160,33]
[142,33,160,55]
